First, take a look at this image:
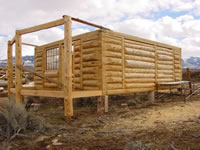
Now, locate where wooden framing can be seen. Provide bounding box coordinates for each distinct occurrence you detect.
[7,15,182,119]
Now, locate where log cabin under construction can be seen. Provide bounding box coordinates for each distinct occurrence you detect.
[7,15,182,119]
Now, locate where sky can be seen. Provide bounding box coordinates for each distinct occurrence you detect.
[0,0,200,60]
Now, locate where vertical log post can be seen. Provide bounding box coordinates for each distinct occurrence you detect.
[186,68,192,94]
[15,31,23,104]
[148,91,155,103]
[7,41,13,98]
[97,95,108,114]
[63,16,73,119]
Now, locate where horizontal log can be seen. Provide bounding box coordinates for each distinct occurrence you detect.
[126,83,155,88]
[74,45,81,51]
[157,78,174,83]
[44,82,58,88]
[34,80,43,85]
[106,57,122,65]
[73,77,81,83]
[105,43,122,52]
[125,60,155,69]
[74,58,81,64]
[157,60,173,65]
[74,84,81,89]
[124,43,155,52]
[158,54,173,61]
[157,47,172,53]
[125,78,155,83]
[104,37,122,45]
[125,47,155,58]
[82,47,100,54]
[106,51,122,58]
[82,53,99,61]
[175,64,181,69]
[174,60,181,64]
[74,51,81,57]
[35,62,42,67]
[82,40,101,49]
[107,83,123,90]
[125,55,155,63]
[82,61,99,67]
[157,64,173,70]
[83,86,99,90]
[83,74,99,80]
[74,70,81,76]
[157,70,173,74]
[106,77,122,83]
[157,50,173,56]
[125,68,155,73]
[125,73,155,78]
[174,55,180,60]
[74,63,81,69]
[35,67,42,72]
[35,57,42,62]
[83,80,99,86]
[19,18,64,35]
[158,74,174,78]
[106,71,122,77]
[82,67,99,73]
[106,87,155,95]
[44,71,58,77]
[106,65,122,71]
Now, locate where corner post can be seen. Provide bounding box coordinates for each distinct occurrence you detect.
[15,31,23,103]
[7,41,13,97]
[63,16,73,119]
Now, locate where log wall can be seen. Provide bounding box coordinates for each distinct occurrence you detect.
[34,29,182,94]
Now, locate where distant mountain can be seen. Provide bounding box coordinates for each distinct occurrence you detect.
[182,57,200,69]
[0,55,200,69]
[0,56,34,69]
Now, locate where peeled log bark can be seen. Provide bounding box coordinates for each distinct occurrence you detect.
[105,43,122,52]
[125,55,155,63]
[125,78,155,83]
[106,77,122,83]
[125,68,155,73]
[106,65,122,71]
[125,47,155,58]
[125,83,155,88]
[106,57,122,65]
[125,60,155,69]
[106,71,122,77]
[107,83,122,90]
[125,73,155,78]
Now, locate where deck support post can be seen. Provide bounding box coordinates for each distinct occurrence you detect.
[97,95,108,114]
[7,41,13,98]
[15,31,23,104]
[63,16,73,119]
[148,91,155,103]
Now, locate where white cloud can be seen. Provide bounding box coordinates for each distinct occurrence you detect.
[0,0,200,60]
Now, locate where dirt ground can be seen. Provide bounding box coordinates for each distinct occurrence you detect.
[1,92,200,150]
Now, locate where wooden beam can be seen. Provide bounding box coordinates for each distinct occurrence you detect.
[16,64,63,88]
[22,42,38,47]
[10,36,15,45]
[10,88,102,98]
[63,15,73,118]
[70,16,110,30]
[15,31,23,104]
[7,41,14,97]
[186,68,192,94]
[19,18,64,35]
